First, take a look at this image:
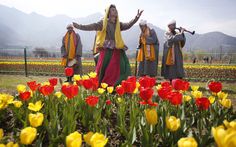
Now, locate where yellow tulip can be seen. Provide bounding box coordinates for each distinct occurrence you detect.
[212,125,236,147]
[191,91,202,99]
[88,72,97,78]
[29,113,44,128]
[28,101,44,112]
[54,91,62,98]
[133,88,138,94]
[116,84,122,88]
[217,91,228,99]
[0,128,3,140]
[107,86,114,94]
[66,131,82,147]
[177,137,198,147]
[17,84,26,93]
[223,120,236,130]
[20,127,37,145]
[166,116,181,131]
[101,83,108,89]
[90,133,108,147]
[136,82,140,88]
[156,84,162,90]
[117,97,123,103]
[0,94,14,109]
[183,95,192,102]
[6,142,19,147]
[12,101,23,108]
[97,88,105,94]
[62,82,70,86]
[219,98,232,108]
[84,132,94,146]
[41,82,50,86]
[73,75,81,81]
[191,86,199,91]
[208,96,215,104]
[82,75,89,80]
[0,144,5,147]
[144,108,158,125]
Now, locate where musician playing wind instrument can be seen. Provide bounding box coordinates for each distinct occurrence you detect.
[73,4,143,86]
[161,20,186,82]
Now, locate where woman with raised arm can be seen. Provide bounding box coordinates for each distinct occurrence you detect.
[73,4,143,86]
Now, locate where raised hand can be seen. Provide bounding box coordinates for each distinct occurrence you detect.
[137,9,144,18]
[72,22,79,29]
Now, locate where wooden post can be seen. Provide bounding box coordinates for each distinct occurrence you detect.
[24,47,28,77]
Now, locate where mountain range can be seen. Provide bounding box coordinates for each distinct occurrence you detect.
[0,4,236,55]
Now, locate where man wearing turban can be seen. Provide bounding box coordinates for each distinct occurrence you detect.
[137,19,159,77]
[61,24,82,82]
[161,20,186,82]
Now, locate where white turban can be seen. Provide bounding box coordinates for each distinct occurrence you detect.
[139,19,147,26]
[168,20,176,26]
[67,24,74,29]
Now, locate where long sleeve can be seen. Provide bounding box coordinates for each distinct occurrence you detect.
[165,32,185,44]
[61,37,67,57]
[120,16,139,31]
[76,34,82,57]
[74,20,103,31]
[145,29,159,45]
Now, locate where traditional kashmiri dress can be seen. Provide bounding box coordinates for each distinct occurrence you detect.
[75,5,139,86]
[61,30,82,75]
[161,31,186,80]
[137,27,159,77]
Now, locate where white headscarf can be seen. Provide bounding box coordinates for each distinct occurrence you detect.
[67,24,74,29]
[168,20,176,26]
[139,19,147,26]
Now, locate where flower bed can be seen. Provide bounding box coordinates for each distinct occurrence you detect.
[0,61,236,80]
[0,72,235,146]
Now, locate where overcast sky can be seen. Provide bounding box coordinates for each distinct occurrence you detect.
[1,0,236,36]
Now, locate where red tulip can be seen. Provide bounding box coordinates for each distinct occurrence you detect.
[196,97,210,110]
[116,86,125,96]
[83,79,93,90]
[76,80,83,86]
[106,99,111,105]
[139,76,156,88]
[139,87,154,102]
[182,81,190,91]
[19,91,31,101]
[161,81,171,88]
[172,79,182,90]
[208,81,222,93]
[27,81,40,91]
[61,84,79,99]
[49,78,58,86]
[121,80,136,94]
[64,67,74,77]
[172,79,189,91]
[91,77,99,91]
[157,87,172,100]
[167,91,182,105]
[39,85,54,96]
[85,96,99,107]
[127,76,136,83]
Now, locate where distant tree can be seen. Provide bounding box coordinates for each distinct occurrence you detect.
[33,48,49,58]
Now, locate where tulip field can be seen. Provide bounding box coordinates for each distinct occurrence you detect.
[0,60,236,80]
[0,69,236,146]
